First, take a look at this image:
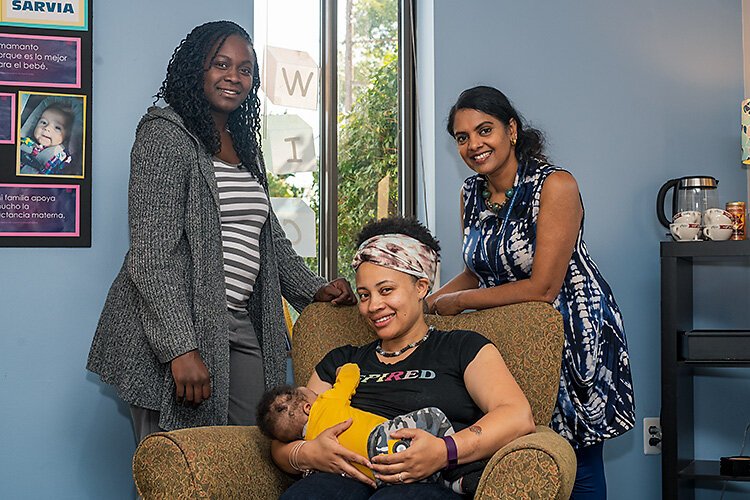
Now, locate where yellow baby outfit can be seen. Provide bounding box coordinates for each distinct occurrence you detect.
[305,363,385,480]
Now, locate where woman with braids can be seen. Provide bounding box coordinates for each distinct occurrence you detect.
[427,86,635,499]
[273,216,534,499]
[87,21,354,441]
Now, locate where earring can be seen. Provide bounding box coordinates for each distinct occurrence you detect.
[510,136,517,146]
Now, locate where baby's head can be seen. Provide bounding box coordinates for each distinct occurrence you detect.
[256,385,318,442]
[33,104,75,148]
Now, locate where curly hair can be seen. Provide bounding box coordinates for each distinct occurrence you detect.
[447,85,547,163]
[355,216,441,255]
[256,385,305,440]
[155,21,264,183]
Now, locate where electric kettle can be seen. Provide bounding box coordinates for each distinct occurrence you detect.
[656,176,720,228]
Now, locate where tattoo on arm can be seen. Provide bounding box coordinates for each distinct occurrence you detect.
[469,425,482,436]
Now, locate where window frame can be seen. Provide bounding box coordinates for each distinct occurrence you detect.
[318,0,415,279]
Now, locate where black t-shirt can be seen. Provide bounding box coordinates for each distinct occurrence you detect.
[315,329,492,431]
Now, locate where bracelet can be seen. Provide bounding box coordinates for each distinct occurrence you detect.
[288,441,303,471]
[441,435,458,470]
[289,441,311,474]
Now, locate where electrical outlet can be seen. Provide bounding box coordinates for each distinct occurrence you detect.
[643,417,662,455]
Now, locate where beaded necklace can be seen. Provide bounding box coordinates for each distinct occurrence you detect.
[481,175,515,215]
[376,327,433,358]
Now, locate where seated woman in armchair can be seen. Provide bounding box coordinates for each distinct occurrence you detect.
[271,216,536,499]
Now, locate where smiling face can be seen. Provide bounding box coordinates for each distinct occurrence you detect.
[202,34,255,118]
[356,262,429,349]
[33,108,69,147]
[452,108,517,177]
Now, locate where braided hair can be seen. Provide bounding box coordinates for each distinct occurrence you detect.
[155,21,264,182]
[447,86,547,163]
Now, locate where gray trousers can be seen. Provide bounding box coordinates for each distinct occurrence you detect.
[130,308,265,443]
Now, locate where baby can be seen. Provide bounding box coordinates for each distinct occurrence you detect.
[19,103,74,175]
[257,363,484,493]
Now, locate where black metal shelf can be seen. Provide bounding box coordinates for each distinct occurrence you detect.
[679,460,750,482]
[661,241,750,498]
[661,239,750,258]
[679,360,750,367]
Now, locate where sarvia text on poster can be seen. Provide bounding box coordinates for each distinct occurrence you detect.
[11,2,75,14]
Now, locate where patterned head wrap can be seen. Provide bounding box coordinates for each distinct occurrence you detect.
[351,234,439,291]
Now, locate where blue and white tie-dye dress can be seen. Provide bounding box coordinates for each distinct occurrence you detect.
[461,158,635,448]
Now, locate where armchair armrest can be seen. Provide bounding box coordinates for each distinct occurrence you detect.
[133,426,293,499]
[476,426,576,500]
[132,425,575,499]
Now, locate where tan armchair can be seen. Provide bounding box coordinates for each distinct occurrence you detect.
[133,302,576,499]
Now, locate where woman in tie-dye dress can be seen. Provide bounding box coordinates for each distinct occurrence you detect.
[428,86,634,500]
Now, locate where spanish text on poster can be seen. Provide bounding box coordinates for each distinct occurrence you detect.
[0,33,80,87]
[0,0,87,30]
[0,183,78,236]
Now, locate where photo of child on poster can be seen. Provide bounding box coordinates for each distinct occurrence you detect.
[16,91,85,178]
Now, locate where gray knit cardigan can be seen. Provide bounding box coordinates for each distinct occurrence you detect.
[87,107,326,431]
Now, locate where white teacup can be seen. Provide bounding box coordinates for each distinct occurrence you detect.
[670,222,701,241]
[703,224,733,241]
[703,208,733,226]
[673,211,702,225]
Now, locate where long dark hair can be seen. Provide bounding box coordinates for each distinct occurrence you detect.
[155,21,264,182]
[447,86,546,163]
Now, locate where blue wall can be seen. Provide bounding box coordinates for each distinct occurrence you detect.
[0,2,251,498]
[419,1,750,498]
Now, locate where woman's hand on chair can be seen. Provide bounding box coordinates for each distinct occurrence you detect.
[304,418,376,487]
[370,429,448,483]
[313,278,357,306]
[432,292,465,316]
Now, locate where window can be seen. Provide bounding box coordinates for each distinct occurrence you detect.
[254,0,414,282]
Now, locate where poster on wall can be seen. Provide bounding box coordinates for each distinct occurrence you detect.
[0,1,90,247]
[0,0,88,31]
[0,33,80,87]
[0,183,78,235]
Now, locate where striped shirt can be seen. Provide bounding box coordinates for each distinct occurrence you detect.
[213,158,269,311]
